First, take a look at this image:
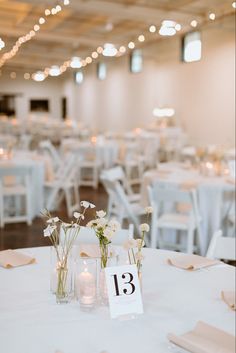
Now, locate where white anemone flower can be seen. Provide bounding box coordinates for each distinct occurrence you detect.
[108,219,120,231]
[74,211,84,220]
[62,222,71,228]
[43,225,56,237]
[96,210,106,218]
[80,201,96,209]
[139,223,150,233]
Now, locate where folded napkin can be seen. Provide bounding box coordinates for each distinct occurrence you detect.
[180,180,198,190]
[0,249,36,268]
[79,244,101,258]
[168,321,235,353]
[167,254,219,270]
[226,178,235,185]
[221,291,236,311]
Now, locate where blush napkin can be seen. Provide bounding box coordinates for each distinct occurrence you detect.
[221,291,236,311]
[167,254,219,270]
[168,321,235,353]
[0,249,36,268]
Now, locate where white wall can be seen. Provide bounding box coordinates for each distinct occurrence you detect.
[0,23,235,145]
[63,25,235,145]
[0,74,64,121]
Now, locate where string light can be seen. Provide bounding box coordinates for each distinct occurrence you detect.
[24,2,232,82]
[0,1,70,68]
[191,20,198,27]
[128,41,135,49]
[209,13,216,20]
[138,34,145,42]
[149,25,156,33]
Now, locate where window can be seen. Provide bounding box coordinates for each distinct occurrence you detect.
[182,31,202,63]
[30,99,49,112]
[130,49,143,73]
[97,62,107,80]
[75,71,83,85]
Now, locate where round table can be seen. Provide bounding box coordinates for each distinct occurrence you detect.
[0,151,45,217]
[0,246,234,353]
[141,163,235,254]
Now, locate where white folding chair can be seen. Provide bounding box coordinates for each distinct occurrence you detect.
[101,166,140,216]
[121,142,145,186]
[100,176,145,235]
[0,166,32,228]
[77,144,102,189]
[206,230,236,261]
[39,140,62,171]
[44,153,80,217]
[18,134,32,150]
[148,183,203,254]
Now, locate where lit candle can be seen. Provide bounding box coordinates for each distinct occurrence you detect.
[91,136,97,144]
[76,266,96,307]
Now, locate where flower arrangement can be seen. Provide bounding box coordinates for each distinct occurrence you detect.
[86,210,120,268]
[43,201,95,302]
[123,207,152,274]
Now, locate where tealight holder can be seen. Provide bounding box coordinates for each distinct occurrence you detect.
[75,258,97,310]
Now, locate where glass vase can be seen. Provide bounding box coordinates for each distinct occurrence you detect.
[98,248,118,305]
[50,246,73,304]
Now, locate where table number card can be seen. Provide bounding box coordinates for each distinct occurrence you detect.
[105,264,143,319]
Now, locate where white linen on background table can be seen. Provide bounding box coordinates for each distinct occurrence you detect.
[141,163,235,254]
[0,246,235,353]
[0,154,45,217]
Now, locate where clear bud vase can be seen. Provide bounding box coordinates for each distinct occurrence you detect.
[50,246,73,304]
[98,245,118,305]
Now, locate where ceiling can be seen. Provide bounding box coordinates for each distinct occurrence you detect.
[0,0,235,73]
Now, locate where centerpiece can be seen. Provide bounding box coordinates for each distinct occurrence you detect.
[43,201,95,303]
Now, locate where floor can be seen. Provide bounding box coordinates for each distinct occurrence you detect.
[0,185,108,251]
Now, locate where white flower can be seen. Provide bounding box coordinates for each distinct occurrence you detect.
[80,201,96,209]
[139,223,150,233]
[96,217,107,228]
[135,252,144,261]
[43,225,56,237]
[96,210,106,218]
[62,222,71,228]
[73,212,84,220]
[145,206,153,214]
[108,219,120,232]
[136,238,145,248]
[86,220,97,228]
[46,216,59,224]
[104,227,114,240]
[123,239,137,250]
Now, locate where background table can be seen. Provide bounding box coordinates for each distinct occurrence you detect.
[0,151,45,218]
[141,163,235,254]
[0,246,235,353]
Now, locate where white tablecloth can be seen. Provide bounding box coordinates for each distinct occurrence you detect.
[0,246,235,353]
[0,152,45,217]
[141,163,235,254]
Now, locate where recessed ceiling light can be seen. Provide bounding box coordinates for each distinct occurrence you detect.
[232,2,236,8]
[138,34,145,42]
[102,43,117,57]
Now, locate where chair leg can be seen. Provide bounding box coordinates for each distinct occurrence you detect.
[151,216,157,248]
[187,227,194,254]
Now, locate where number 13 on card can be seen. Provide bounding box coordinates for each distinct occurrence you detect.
[105,265,144,319]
